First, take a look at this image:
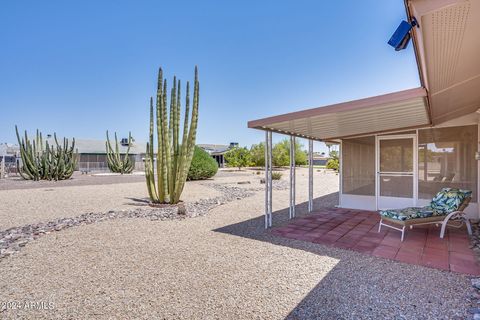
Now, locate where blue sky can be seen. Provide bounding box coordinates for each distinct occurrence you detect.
[0,0,419,153]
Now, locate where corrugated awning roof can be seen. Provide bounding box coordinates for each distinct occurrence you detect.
[248,87,430,141]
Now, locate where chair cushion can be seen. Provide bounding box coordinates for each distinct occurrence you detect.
[429,188,472,215]
[380,206,435,221]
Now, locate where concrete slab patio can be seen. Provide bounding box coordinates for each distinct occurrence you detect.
[271,208,480,275]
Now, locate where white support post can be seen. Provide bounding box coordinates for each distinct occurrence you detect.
[264,132,269,228]
[268,132,272,226]
[308,139,313,212]
[264,131,273,228]
[1,155,5,179]
[289,136,296,219]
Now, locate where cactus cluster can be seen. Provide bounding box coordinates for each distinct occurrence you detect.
[105,131,134,174]
[15,126,77,181]
[145,67,199,204]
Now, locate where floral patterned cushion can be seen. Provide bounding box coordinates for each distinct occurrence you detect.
[380,206,434,221]
[379,188,472,221]
[429,188,472,215]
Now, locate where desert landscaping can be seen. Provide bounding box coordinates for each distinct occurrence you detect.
[0,168,475,319]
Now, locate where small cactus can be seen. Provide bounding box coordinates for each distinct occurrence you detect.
[15,126,77,181]
[105,131,134,174]
[145,66,199,204]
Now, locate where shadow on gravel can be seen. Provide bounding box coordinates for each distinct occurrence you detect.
[212,191,470,319]
[124,197,151,206]
[213,192,346,319]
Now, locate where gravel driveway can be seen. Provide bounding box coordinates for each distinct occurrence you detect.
[0,169,473,319]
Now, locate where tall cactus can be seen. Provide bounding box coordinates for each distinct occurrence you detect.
[105,131,134,174]
[15,126,78,181]
[145,66,199,204]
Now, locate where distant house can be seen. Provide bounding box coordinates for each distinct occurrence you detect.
[3,138,240,172]
[69,138,146,172]
[311,152,328,166]
[30,137,147,172]
[0,143,19,157]
[0,143,20,177]
[198,142,238,168]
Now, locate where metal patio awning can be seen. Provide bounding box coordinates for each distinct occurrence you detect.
[248,87,430,141]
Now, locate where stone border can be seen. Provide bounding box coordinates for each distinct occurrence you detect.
[0,181,287,260]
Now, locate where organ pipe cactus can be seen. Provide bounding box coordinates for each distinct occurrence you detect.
[15,126,78,181]
[105,131,134,174]
[145,66,199,204]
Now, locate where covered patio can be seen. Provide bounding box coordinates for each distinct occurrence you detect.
[247,0,480,276]
[271,207,480,275]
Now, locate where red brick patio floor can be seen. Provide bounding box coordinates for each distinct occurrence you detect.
[271,208,480,275]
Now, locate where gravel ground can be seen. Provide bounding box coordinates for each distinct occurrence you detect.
[0,168,474,319]
[0,180,222,230]
[0,171,147,191]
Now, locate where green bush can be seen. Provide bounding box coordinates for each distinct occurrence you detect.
[326,150,339,171]
[187,146,218,180]
[224,146,252,170]
[272,172,282,180]
[326,158,339,171]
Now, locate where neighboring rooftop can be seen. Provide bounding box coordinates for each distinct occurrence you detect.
[198,142,237,155]
[42,138,147,155]
[0,143,19,156]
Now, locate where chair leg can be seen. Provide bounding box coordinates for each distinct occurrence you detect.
[401,226,405,242]
[378,219,382,233]
[440,211,458,239]
[466,217,473,236]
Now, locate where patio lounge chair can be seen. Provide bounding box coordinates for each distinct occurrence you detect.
[378,188,472,241]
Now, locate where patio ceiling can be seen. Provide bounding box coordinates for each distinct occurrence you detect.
[248,87,430,141]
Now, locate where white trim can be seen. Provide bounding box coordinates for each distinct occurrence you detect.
[339,140,343,207]
[478,117,480,219]
[375,136,379,210]
[414,130,419,207]
[308,139,314,212]
[339,194,376,210]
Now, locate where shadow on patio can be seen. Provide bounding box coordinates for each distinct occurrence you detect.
[213,192,478,319]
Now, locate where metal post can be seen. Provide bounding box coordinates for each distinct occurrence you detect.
[268,131,272,227]
[289,136,296,219]
[265,132,269,228]
[308,139,313,212]
[265,131,273,228]
[1,155,5,179]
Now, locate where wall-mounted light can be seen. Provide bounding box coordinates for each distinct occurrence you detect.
[388,17,419,51]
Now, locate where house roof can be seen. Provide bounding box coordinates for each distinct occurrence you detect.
[0,143,20,156]
[44,138,147,155]
[248,87,429,141]
[406,0,480,124]
[197,144,230,155]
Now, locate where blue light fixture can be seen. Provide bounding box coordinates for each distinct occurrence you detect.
[388,18,418,51]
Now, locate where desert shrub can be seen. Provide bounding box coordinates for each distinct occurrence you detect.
[250,143,265,167]
[326,150,339,171]
[272,139,307,166]
[224,146,252,170]
[272,172,282,180]
[326,158,339,170]
[187,146,218,180]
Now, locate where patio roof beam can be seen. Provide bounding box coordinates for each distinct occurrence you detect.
[289,136,296,219]
[248,87,429,141]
